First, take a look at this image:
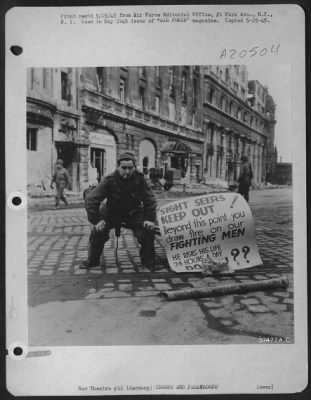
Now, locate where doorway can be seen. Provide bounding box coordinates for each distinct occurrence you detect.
[90,147,106,182]
[142,156,149,175]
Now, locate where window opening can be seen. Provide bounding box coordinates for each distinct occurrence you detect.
[119,78,126,101]
[61,71,68,100]
[27,128,37,151]
[91,148,106,181]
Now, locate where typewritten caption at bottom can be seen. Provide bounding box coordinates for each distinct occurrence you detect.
[78,383,220,393]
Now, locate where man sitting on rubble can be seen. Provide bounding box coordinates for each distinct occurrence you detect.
[81,153,159,270]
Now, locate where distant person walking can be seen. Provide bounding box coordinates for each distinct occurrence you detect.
[50,159,71,209]
[238,155,253,203]
[203,167,209,184]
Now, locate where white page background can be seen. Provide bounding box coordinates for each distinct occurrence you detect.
[5,4,307,395]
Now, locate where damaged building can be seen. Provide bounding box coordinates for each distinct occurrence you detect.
[26,65,277,191]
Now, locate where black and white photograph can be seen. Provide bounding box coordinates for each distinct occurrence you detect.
[26,64,294,346]
[5,4,307,396]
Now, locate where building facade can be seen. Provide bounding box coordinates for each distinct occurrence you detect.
[26,65,277,191]
[27,68,81,189]
[79,66,203,188]
[202,67,276,186]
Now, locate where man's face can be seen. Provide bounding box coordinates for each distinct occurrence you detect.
[117,160,135,179]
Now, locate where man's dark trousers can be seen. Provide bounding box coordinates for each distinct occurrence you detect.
[88,209,155,267]
[238,183,250,203]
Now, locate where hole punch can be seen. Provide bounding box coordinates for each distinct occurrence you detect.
[7,192,26,210]
[8,342,28,360]
[13,347,23,356]
[10,45,23,56]
[12,196,22,206]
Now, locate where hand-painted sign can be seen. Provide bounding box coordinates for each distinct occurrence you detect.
[157,192,262,273]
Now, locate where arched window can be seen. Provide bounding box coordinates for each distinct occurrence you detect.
[139,140,156,172]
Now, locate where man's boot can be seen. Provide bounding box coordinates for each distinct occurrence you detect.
[80,227,109,269]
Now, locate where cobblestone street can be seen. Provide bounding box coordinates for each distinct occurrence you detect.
[28,188,294,345]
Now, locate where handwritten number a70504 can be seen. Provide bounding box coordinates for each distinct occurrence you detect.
[219,44,280,60]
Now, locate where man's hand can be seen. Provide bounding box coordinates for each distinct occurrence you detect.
[94,220,106,232]
[144,220,155,231]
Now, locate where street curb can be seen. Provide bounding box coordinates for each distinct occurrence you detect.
[27,186,228,210]
[27,185,290,211]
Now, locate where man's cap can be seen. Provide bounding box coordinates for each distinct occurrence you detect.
[118,152,136,163]
[55,159,64,166]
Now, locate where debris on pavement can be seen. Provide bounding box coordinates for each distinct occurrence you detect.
[201,254,234,275]
[162,276,289,301]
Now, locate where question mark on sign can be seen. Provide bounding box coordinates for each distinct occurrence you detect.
[231,248,240,265]
[242,246,250,263]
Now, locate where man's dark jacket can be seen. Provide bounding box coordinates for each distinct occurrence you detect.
[238,162,253,187]
[85,170,157,225]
